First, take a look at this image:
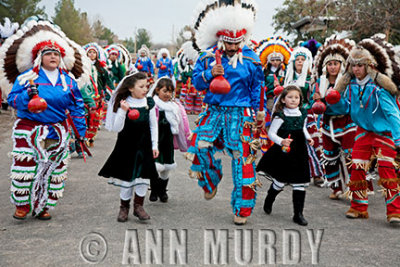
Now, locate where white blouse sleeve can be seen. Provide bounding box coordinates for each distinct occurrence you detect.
[149,107,158,150]
[268,117,284,146]
[303,119,311,140]
[111,108,127,132]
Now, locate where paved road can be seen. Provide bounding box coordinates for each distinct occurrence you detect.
[0,113,399,266]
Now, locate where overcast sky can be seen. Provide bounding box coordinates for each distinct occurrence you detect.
[40,0,285,43]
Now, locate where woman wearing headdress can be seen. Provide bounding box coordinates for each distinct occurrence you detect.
[83,42,115,101]
[82,43,115,147]
[311,35,357,199]
[329,34,400,224]
[256,36,291,112]
[0,18,90,220]
[105,44,127,86]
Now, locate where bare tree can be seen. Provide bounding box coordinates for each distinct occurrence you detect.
[333,0,400,44]
[272,0,400,45]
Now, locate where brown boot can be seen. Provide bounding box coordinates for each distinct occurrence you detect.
[117,199,130,222]
[13,205,30,220]
[37,208,52,220]
[133,194,150,220]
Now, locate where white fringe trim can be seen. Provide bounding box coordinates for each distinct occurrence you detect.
[48,190,64,198]
[50,175,67,183]
[9,152,34,161]
[10,172,35,181]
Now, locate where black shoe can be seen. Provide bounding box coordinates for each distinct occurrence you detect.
[158,179,169,203]
[263,184,281,214]
[149,191,158,202]
[293,213,308,226]
[149,178,158,202]
[263,198,273,214]
[292,190,308,226]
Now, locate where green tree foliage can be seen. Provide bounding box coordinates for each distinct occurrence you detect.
[0,0,46,24]
[123,37,136,53]
[135,28,152,50]
[92,19,116,45]
[79,12,93,44]
[53,0,93,44]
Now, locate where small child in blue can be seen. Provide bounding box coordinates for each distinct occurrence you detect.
[257,85,314,226]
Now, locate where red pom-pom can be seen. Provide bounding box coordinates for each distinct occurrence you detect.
[137,64,143,70]
[128,109,140,120]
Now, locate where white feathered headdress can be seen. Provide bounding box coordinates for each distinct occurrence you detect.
[0,18,19,42]
[284,47,313,88]
[312,35,355,97]
[157,48,171,60]
[177,41,199,73]
[192,0,257,68]
[0,17,91,97]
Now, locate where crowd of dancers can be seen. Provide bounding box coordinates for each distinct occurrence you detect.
[1,0,400,227]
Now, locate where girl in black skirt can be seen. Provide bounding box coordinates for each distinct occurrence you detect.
[99,72,159,222]
[256,85,314,226]
[149,78,181,203]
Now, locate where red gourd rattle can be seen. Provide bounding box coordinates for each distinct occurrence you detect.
[311,83,326,114]
[209,50,231,94]
[27,80,47,113]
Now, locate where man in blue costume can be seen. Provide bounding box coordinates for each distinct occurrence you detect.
[186,0,264,225]
[156,48,173,78]
[135,45,154,77]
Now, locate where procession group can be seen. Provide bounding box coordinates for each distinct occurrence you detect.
[1,0,399,226]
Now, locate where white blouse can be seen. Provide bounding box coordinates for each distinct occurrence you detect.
[43,68,59,86]
[108,96,158,150]
[268,107,311,146]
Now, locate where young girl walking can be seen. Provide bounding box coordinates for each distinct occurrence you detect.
[284,47,324,186]
[257,85,314,226]
[98,72,159,222]
[149,77,191,202]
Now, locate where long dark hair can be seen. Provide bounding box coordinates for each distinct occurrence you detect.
[273,85,303,116]
[113,72,147,112]
[152,78,175,97]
